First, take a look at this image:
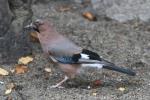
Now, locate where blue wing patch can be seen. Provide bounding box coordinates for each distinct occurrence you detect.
[54,56,77,64]
[50,49,102,64]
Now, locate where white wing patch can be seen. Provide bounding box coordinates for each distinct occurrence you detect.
[81,54,89,59]
[49,56,58,62]
[81,64,103,69]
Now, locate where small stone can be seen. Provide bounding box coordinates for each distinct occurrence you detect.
[44,67,52,73]
[87,86,91,89]
[118,87,125,92]
[92,92,97,96]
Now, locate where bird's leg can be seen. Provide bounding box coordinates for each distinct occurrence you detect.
[50,76,69,88]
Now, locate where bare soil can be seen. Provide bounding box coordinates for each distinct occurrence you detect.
[0,0,150,100]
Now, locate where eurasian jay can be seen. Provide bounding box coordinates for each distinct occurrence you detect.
[25,19,136,88]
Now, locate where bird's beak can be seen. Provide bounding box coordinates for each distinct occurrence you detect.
[24,19,43,29]
[24,23,36,29]
[24,19,43,32]
[24,22,40,32]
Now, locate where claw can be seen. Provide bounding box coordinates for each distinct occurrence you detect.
[50,85,64,89]
[50,76,69,89]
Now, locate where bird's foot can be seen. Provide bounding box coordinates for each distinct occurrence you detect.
[50,76,69,89]
[50,84,64,88]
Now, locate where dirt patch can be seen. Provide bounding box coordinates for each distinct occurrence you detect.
[0,0,150,100]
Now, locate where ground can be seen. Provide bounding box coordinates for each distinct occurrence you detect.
[0,0,150,100]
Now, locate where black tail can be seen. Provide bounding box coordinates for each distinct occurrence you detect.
[103,65,136,76]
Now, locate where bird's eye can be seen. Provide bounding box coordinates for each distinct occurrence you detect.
[34,19,44,26]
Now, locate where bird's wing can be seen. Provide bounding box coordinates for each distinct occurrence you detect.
[49,49,109,64]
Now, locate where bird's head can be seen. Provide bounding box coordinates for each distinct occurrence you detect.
[24,19,52,33]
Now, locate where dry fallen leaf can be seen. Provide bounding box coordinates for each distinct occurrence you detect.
[44,67,51,73]
[0,67,9,76]
[82,11,97,21]
[18,56,33,65]
[15,64,28,74]
[30,32,39,43]
[5,89,12,95]
[118,87,126,92]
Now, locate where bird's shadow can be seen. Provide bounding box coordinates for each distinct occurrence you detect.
[64,78,142,89]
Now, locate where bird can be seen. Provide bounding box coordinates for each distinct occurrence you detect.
[25,19,136,88]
